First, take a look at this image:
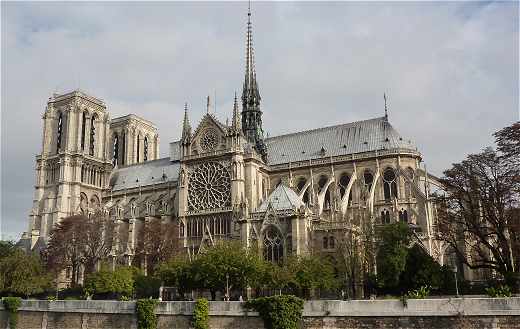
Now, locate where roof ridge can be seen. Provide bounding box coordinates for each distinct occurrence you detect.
[115,157,171,170]
[266,116,387,141]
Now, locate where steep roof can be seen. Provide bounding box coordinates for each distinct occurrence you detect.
[264,117,417,165]
[109,157,179,191]
[168,117,417,165]
[256,184,304,212]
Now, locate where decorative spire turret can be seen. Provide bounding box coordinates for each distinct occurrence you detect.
[232,92,241,131]
[181,102,191,143]
[241,1,266,160]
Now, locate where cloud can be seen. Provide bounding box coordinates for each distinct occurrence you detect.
[1,1,518,239]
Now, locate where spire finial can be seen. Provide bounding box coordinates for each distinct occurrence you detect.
[182,102,191,142]
[232,91,241,131]
[206,95,210,114]
[384,93,388,121]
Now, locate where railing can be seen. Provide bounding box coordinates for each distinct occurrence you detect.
[268,148,421,171]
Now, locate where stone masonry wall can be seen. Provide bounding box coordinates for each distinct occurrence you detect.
[0,298,519,329]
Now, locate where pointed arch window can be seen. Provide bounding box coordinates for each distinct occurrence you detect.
[263,226,284,263]
[399,209,408,222]
[121,132,126,166]
[89,114,97,156]
[383,168,398,200]
[381,209,391,224]
[144,136,148,161]
[296,177,309,204]
[363,171,373,191]
[338,173,353,201]
[113,134,119,166]
[137,135,140,163]
[81,112,87,151]
[318,175,331,209]
[56,112,64,152]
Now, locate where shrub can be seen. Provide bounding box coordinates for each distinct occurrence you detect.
[485,285,512,298]
[136,299,158,329]
[134,274,162,299]
[405,285,431,299]
[3,297,22,329]
[193,298,209,329]
[245,295,304,329]
[83,267,135,299]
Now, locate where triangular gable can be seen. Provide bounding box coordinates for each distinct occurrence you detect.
[198,223,214,253]
[261,204,282,230]
[256,184,304,213]
[192,113,229,141]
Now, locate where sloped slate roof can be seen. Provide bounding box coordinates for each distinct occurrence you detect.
[257,184,304,212]
[168,117,416,165]
[110,157,179,191]
[264,117,417,165]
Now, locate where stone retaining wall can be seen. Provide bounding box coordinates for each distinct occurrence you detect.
[1,297,519,329]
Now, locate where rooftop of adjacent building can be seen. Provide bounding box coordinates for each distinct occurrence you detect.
[111,114,158,130]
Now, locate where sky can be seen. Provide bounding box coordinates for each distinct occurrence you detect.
[1,1,518,240]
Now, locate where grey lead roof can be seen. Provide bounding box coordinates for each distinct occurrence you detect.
[264,117,417,165]
[110,157,179,191]
[256,184,304,212]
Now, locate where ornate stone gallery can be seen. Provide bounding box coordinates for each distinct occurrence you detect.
[21,6,447,275]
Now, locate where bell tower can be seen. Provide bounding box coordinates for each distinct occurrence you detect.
[27,90,112,247]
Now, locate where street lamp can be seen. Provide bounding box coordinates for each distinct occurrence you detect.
[453,265,460,297]
[225,273,230,301]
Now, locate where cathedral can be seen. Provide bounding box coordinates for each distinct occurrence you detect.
[21,8,449,275]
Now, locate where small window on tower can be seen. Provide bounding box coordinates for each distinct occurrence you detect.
[89,114,97,156]
[56,112,64,152]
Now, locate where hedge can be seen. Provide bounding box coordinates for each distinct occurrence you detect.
[3,297,22,329]
[245,295,304,329]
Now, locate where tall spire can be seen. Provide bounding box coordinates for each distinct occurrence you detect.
[181,102,191,142]
[241,0,265,160]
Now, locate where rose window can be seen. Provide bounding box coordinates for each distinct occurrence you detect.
[200,129,219,152]
[188,162,231,211]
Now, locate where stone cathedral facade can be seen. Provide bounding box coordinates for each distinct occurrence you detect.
[21,9,449,274]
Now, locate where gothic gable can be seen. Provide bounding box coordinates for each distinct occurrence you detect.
[191,114,229,154]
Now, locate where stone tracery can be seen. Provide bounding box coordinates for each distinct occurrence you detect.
[188,161,231,211]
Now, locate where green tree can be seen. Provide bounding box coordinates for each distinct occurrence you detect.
[0,241,15,259]
[157,256,197,298]
[0,249,51,297]
[83,266,135,299]
[376,222,411,293]
[261,262,294,295]
[291,255,338,297]
[195,241,264,299]
[399,245,451,293]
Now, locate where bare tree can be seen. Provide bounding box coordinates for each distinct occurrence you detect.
[336,228,363,298]
[135,218,179,275]
[81,212,115,275]
[46,215,86,286]
[45,212,114,286]
[437,122,520,287]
